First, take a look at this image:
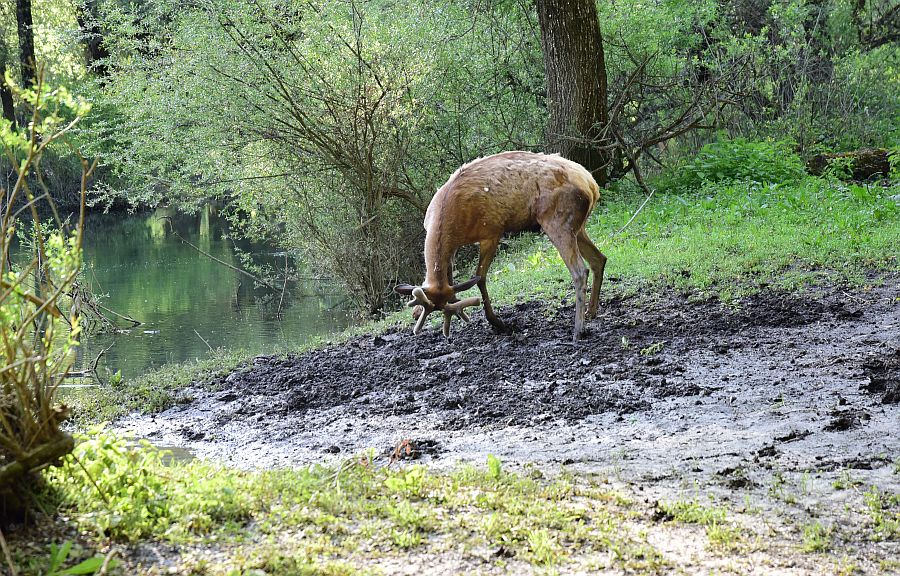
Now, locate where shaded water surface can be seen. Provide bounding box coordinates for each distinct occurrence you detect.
[71,207,350,380]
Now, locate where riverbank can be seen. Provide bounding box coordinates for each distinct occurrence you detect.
[10,177,900,575]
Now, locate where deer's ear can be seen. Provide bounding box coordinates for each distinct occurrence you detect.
[394,284,417,295]
[452,276,481,294]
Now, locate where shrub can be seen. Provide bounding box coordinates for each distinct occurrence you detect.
[0,73,92,520]
[668,137,806,191]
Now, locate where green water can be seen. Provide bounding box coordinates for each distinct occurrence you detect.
[70,206,351,380]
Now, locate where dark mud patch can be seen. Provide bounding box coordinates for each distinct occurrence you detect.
[862,348,900,404]
[121,281,900,487]
[207,288,848,430]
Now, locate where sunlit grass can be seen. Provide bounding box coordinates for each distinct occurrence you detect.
[31,433,652,575]
[485,177,899,305]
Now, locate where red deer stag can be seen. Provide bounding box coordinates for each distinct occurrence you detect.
[395,151,607,340]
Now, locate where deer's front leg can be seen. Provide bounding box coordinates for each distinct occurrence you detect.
[477,238,505,332]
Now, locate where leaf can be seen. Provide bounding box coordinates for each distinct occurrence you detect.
[385,477,406,492]
[48,542,72,573]
[487,454,502,480]
[59,556,109,575]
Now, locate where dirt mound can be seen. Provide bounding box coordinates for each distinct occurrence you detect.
[213,288,854,429]
[862,348,900,404]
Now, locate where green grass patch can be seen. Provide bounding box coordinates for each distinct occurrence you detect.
[656,498,743,550]
[801,521,833,553]
[66,348,248,426]
[31,432,660,575]
[486,176,898,305]
[863,486,900,541]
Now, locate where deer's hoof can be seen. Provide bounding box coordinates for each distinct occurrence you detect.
[487,318,510,334]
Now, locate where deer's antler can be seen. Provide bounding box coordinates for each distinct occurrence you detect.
[441,297,481,337]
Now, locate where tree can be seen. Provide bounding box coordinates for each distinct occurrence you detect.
[74,0,109,76]
[535,0,610,185]
[16,0,36,87]
[0,35,15,126]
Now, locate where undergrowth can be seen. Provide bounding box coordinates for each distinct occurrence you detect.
[31,431,660,575]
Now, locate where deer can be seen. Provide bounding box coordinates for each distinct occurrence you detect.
[394,151,607,341]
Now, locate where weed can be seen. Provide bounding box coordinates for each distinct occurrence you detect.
[30,542,111,576]
[640,341,665,356]
[658,499,727,525]
[863,486,900,541]
[525,528,561,565]
[487,454,502,480]
[832,470,860,490]
[656,497,742,549]
[801,521,833,553]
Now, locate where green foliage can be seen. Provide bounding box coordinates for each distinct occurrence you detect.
[667,138,806,191]
[801,521,833,553]
[41,429,649,572]
[487,454,503,481]
[41,542,111,576]
[863,486,900,541]
[46,429,258,540]
[0,73,92,507]
[80,0,545,311]
[888,147,900,180]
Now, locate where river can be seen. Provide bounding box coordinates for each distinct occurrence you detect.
[68,206,351,381]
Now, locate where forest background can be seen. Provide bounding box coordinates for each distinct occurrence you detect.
[2,0,897,315]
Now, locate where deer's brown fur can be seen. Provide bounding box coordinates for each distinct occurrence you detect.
[396,151,607,340]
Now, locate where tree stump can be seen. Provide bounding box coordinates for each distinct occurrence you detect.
[1,432,74,524]
[807,148,891,180]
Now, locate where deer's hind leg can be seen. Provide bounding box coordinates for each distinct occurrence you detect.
[538,186,592,340]
[577,229,607,319]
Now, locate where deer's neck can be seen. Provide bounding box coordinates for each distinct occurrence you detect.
[422,228,456,291]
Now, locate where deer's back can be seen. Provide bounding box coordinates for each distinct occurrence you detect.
[425,152,599,245]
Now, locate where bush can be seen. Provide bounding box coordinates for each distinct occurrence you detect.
[0,75,92,520]
[667,138,806,191]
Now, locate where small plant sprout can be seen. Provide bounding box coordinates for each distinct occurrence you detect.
[640,341,665,356]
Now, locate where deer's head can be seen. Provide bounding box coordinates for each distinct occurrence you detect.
[394,276,481,337]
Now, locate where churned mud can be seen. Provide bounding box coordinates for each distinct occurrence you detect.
[118,275,900,573]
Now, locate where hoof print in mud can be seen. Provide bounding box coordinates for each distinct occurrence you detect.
[861,349,900,404]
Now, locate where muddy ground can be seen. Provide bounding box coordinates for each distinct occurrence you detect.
[118,275,900,573]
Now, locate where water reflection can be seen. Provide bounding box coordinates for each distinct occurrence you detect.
[71,207,351,380]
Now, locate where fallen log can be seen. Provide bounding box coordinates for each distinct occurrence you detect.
[807,148,890,180]
[0,432,74,488]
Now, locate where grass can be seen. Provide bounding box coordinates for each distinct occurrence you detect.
[801,521,833,553]
[656,497,743,550]
[486,176,899,306]
[26,432,662,575]
[863,486,900,541]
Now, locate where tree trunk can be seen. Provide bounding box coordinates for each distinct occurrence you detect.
[0,37,15,127]
[74,0,109,76]
[16,0,36,88]
[535,0,610,185]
